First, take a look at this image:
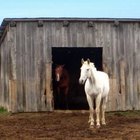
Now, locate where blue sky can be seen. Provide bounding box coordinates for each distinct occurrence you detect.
[0,0,140,24]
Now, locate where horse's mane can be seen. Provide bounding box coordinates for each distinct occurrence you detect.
[90,62,97,71]
[84,61,97,71]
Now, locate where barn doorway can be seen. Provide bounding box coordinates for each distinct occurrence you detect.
[52,47,103,110]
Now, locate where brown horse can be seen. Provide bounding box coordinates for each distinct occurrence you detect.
[54,65,70,109]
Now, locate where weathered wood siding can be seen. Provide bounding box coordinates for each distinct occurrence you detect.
[0,19,140,112]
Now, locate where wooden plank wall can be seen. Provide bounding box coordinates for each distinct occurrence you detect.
[0,20,140,112]
[0,28,10,110]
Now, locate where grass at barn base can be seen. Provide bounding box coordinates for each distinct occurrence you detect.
[0,107,9,115]
[0,108,139,118]
[107,110,140,117]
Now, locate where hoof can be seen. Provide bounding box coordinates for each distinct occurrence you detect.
[89,125,94,129]
[102,123,106,126]
[96,125,100,129]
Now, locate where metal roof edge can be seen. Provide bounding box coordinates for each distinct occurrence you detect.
[1,17,140,44]
[2,17,140,23]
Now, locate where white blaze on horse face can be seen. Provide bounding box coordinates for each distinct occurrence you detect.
[55,66,62,82]
[56,73,60,81]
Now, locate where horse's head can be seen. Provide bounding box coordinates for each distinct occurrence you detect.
[55,65,64,82]
[79,58,95,84]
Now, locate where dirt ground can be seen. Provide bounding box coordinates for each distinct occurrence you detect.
[0,111,140,140]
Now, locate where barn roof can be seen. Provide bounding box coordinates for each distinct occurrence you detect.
[1,17,140,43]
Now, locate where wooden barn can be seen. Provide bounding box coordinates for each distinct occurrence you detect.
[0,18,140,112]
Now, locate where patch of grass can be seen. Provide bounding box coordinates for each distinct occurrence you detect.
[107,110,140,117]
[0,107,8,114]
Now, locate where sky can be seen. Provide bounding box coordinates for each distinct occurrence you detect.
[0,0,140,25]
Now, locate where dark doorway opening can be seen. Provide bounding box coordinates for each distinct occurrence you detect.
[52,47,102,110]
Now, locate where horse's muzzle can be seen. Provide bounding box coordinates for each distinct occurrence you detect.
[79,79,84,85]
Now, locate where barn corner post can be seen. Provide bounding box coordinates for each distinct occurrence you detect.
[8,22,17,113]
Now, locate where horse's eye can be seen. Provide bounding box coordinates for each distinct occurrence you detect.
[87,69,89,71]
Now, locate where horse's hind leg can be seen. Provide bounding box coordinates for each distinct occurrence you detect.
[64,87,69,110]
[65,95,68,110]
[101,96,108,125]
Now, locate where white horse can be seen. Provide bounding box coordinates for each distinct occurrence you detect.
[79,58,110,128]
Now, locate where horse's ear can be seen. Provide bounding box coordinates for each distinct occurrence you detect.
[81,58,84,64]
[87,58,90,64]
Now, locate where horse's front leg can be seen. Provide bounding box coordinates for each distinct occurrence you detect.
[57,87,61,108]
[95,93,102,128]
[86,94,94,128]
